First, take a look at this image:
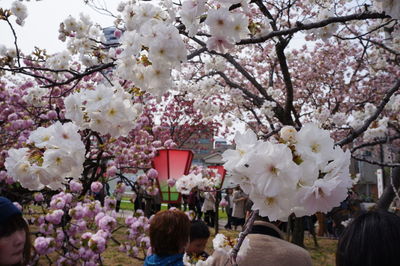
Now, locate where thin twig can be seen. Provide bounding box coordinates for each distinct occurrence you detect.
[230,210,258,265]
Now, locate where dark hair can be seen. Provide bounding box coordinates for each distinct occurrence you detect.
[149,210,190,256]
[190,220,210,241]
[0,214,31,266]
[336,210,400,266]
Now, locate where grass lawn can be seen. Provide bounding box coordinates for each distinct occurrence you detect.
[305,237,337,266]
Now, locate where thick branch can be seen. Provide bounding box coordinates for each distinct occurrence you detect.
[43,62,115,89]
[239,12,389,45]
[275,41,296,126]
[351,135,400,153]
[351,155,400,167]
[336,79,400,146]
[377,167,400,210]
[210,52,270,100]
[187,47,207,60]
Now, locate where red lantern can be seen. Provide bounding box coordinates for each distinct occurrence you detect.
[152,149,194,203]
[207,165,226,189]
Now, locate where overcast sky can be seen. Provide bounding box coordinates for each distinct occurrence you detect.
[0,0,119,53]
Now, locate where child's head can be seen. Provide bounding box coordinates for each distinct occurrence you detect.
[0,197,31,266]
[149,209,190,256]
[187,220,210,256]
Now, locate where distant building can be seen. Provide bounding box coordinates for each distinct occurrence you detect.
[179,129,234,166]
[103,27,120,45]
[181,128,214,165]
[352,145,398,201]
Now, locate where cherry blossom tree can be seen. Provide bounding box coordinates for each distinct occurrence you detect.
[0,0,399,264]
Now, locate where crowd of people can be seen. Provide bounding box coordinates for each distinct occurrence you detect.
[142,207,400,266]
[3,191,400,265]
[181,185,252,230]
[122,184,252,230]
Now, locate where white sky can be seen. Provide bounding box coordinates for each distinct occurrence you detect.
[0,0,119,53]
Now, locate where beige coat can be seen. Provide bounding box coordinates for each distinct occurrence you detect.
[232,190,247,219]
[211,222,313,266]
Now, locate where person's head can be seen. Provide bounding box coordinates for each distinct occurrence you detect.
[336,210,400,266]
[149,209,190,257]
[0,197,31,266]
[226,188,233,195]
[187,220,210,256]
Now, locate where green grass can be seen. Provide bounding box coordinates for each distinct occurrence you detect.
[305,237,337,266]
[120,200,228,219]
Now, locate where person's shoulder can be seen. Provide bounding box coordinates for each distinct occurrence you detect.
[245,234,313,266]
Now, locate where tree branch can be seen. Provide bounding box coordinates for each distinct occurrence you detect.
[5,17,21,68]
[231,210,258,265]
[351,155,400,167]
[377,167,400,210]
[275,40,296,126]
[336,79,400,146]
[351,135,400,153]
[239,12,390,45]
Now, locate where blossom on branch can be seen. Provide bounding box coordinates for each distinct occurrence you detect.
[223,123,352,221]
[5,122,85,190]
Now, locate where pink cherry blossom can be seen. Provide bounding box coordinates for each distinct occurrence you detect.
[90,181,103,193]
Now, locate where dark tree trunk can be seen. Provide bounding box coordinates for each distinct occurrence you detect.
[377,167,400,210]
[214,191,220,235]
[306,216,319,247]
[291,217,305,247]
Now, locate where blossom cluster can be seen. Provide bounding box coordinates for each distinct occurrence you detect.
[175,167,222,195]
[312,10,338,42]
[27,184,151,265]
[119,212,151,258]
[5,122,85,190]
[64,83,142,138]
[183,253,214,266]
[212,233,237,253]
[115,2,186,96]
[179,1,250,53]
[223,123,352,221]
[45,51,72,70]
[348,102,391,141]
[22,86,48,107]
[58,13,108,67]
[182,233,237,266]
[10,1,28,26]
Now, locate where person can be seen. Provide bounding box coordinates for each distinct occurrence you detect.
[336,210,400,266]
[201,192,216,227]
[232,186,247,230]
[114,180,123,213]
[188,188,202,220]
[223,188,234,230]
[211,216,312,266]
[0,197,31,266]
[186,220,210,260]
[134,183,145,211]
[151,189,162,215]
[144,209,191,266]
[182,195,189,212]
